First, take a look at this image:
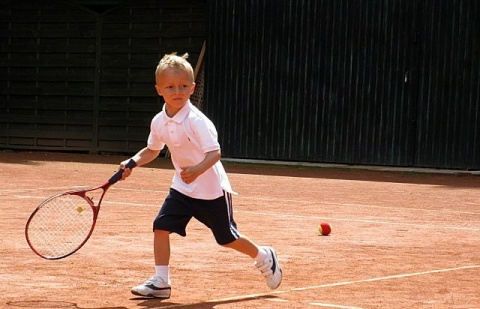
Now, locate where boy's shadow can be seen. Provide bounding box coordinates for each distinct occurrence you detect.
[133,295,281,308]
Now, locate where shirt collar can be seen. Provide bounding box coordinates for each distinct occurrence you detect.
[161,100,192,124]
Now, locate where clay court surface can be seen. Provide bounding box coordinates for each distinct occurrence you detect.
[1,151,479,309]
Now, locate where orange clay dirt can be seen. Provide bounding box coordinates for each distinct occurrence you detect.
[1,151,479,309]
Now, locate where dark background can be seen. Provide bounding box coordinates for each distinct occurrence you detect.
[1,0,479,170]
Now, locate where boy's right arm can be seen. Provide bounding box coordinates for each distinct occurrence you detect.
[120,147,161,179]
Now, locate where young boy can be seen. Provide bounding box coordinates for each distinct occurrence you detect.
[119,52,282,298]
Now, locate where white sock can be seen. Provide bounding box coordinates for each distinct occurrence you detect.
[254,247,268,264]
[155,265,170,284]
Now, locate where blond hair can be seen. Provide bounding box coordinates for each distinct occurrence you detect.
[155,52,194,82]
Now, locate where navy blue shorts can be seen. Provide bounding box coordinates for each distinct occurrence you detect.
[153,188,240,245]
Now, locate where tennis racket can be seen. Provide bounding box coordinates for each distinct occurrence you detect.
[25,159,136,260]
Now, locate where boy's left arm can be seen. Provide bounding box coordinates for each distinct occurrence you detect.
[180,149,221,184]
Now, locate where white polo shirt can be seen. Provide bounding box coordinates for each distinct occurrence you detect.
[147,101,235,200]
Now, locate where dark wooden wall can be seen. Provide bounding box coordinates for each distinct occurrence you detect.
[205,0,480,169]
[0,0,205,153]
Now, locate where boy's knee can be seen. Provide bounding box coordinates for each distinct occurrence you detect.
[154,229,170,237]
[220,238,237,247]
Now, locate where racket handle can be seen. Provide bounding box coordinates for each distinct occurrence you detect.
[109,159,137,184]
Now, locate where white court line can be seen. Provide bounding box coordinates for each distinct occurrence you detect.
[115,187,169,193]
[236,195,480,216]
[323,201,480,216]
[159,265,479,308]
[236,210,480,231]
[14,195,43,199]
[12,195,160,208]
[0,186,87,193]
[102,200,159,207]
[290,265,479,291]
[7,187,166,199]
[311,303,363,309]
[2,186,157,194]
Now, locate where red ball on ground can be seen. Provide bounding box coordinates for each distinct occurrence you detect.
[318,222,331,236]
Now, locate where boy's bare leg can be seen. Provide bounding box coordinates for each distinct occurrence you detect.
[154,229,171,265]
[222,235,259,257]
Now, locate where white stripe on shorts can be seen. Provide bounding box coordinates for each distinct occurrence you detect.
[225,192,240,239]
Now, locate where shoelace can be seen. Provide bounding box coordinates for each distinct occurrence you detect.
[143,277,164,287]
[255,260,273,277]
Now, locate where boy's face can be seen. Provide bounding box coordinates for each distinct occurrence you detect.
[155,68,195,113]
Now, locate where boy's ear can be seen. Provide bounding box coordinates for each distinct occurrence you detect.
[190,82,196,94]
[155,85,163,96]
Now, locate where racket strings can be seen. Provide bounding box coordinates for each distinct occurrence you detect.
[27,194,94,259]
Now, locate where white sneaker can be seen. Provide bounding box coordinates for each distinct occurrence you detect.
[131,276,171,298]
[255,246,282,289]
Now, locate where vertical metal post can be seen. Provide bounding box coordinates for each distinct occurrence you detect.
[91,15,102,154]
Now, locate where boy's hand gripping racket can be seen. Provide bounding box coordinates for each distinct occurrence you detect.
[25,159,137,260]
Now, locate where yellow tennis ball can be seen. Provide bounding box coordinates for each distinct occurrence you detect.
[318,222,331,236]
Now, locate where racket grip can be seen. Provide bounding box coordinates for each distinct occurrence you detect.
[109,159,137,184]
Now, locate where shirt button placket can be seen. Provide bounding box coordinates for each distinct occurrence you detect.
[168,121,179,146]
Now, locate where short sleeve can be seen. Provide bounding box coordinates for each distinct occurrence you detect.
[147,114,166,151]
[191,117,220,153]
